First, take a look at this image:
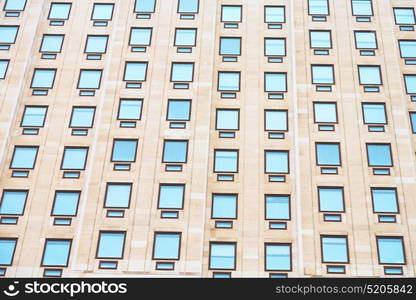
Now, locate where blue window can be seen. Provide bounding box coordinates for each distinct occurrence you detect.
[0,26,19,44]
[221,5,241,22]
[42,239,71,266]
[265,244,291,271]
[355,31,377,49]
[124,62,148,82]
[313,103,337,123]
[0,60,9,79]
[366,144,392,167]
[358,66,382,85]
[310,31,331,48]
[153,232,181,260]
[410,112,416,133]
[362,103,386,124]
[212,194,237,219]
[220,37,241,56]
[48,3,71,20]
[209,242,236,270]
[216,109,239,130]
[404,75,416,94]
[265,6,285,23]
[163,140,188,163]
[97,232,125,259]
[40,35,64,53]
[4,0,26,11]
[265,73,287,92]
[377,237,405,264]
[134,0,156,13]
[218,72,240,91]
[214,150,238,173]
[158,184,185,209]
[11,146,38,169]
[70,107,95,128]
[21,106,47,127]
[52,191,80,216]
[318,187,344,212]
[78,70,102,89]
[130,28,152,46]
[351,0,373,16]
[265,195,290,220]
[61,147,88,170]
[0,239,17,265]
[105,183,131,208]
[85,35,108,53]
[371,188,398,213]
[321,236,349,263]
[118,99,143,120]
[31,69,56,88]
[393,8,415,25]
[265,38,286,56]
[308,0,329,15]
[399,40,416,58]
[171,63,194,82]
[265,110,288,131]
[312,65,334,84]
[265,151,289,174]
[316,143,341,166]
[178,0,199,14]
[112,140,138,162]
[175,28,196,46]
[167,100,191,121]
[91,3,114,20]
[0,190,28,215]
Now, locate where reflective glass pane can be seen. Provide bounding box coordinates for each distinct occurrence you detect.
[171,63,193,82]
[310,31,331,48]
[135,0,156,13]
[372,189,398,213]
[210,243,235,269]
[22,106,47,127]
[62,148,88,169]
[265,38,285,56]
[218,72,240,91]
[105,184,131,208]
[112,140,137,162]
[130,28,152,46]
[352,0,372,16]
[52,192,79,216]
[85,36,108,53]
[92,4,113,20]
[32,69,56,88]
[316,144,340,165]
[399,40,416,58]
[404,75,416,94]
[214,150,237,172]
[355,32,376,49]
[178,0,199,13]
[124,62,147,81]
[377,238,405,264]
[42,240,71,266]
[159,185,184,209]
[212,194,237,219]
[78,70,102,89]
[40,35,64,52]
[0,190,27,215]
[220,37,241,55]
[265,6,284,23]
[97,232,125,258]
[163,141,187,163]
[314,103,337,123]
[0,239,16,265]
[308,0,329,15]
[265,110,287,131]
[70,107,95,127]
[216,110,239,130]
[312,65,334,84]
[358,66,381,85]
[167,100,190,121]
[175,29,196,46]
[266,244,291,270]
[265,73,286,92]
[322,236,348,263]
[4,0,26,11]
[0,60,8,79]
[265,195,289,220]
[154,233,180,259]
[362,104,386,124]
[367,144,392,166]
[49,3,71,19]
[11,147,38,169]
[0,26,18,44]
[394,8,415,25]
[318,188,344,212]
[119,100,142,120]
[221,6,241,22]
[265,151,289,173]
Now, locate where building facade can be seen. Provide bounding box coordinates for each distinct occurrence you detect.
[0,0,416,278]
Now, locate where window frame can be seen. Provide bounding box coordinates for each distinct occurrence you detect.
[60,147,89,170]
[264,72,287,92]
[152,232,182,261]
[51,190,81,217]
[313,102,338,124]
[69,106,96,128]
[220,5,242,23]
[47,2,72,20]
[157,184,185,210]
[361,103,387,125]
[398,40,416,58]
[376,236,406,265]
[39,34,64,53]
[77,69,103,90]
[30,68,57,89]
[264,37,286,57]
[410,112,416,133]
[166,99,191,122]
[217,71,241,92]
[309,30,332,49]
[10,145,39,169]
[315,142,341,166]
[208,242,237,270]
[320,235,350,264]
[264,5,285,24]
[358,65,382,86]
[213,149,239,173]
[170,62,194,83]
[219,36,242,56]
[117,99,143,121]
[264,150,290,174]
[311,64,335,85]
[0,60,9,79]
[177,0,199,14]
[354,31,377,49]
[90,3,115,21]
[366,143,393,167]
[3,0,27,12]
[162,140,189,163]
[111,139,139,163]
[264,243,292,272]
[318,187,345,213]
[174,28,197,47]
[264,109,289,132]
[308,0,329,16]
[95,231,126,259]
[0,25,19,45]
[20,106,48,128]
[84,35,109,54]
[40,239,72,267]
[0,189,28,216]
[393,7,416,25]
[351,0,373,17]
[264,194,291,221]
[370,187,399,214]
[0,238,17,266]
[404,74,416,94]
[211,193,238,220]
[134,0,156,13]
[129,27,153,47]
[104,183,132,209]
[123,61,148,82]
[215,108,240,131]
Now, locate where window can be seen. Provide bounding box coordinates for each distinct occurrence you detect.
[265,73,287,92]
[265,151,289,174]
[0,60,9,79]
[404,75,416,94]
[104,183,132,208]
[358,65,382,86]
[130,28,152,46]
[354,31,377,49]
[399,40,416,58]
[178,0,199,14]
[351,0,373,16]
[134,0,156,13]
[371,188,398,213]
[265,110,288,131]
[10,146,38,169]
[362,103,386,124]
[167,100,191,121]
[316,143,341,166]
[61,147,88,170]
[264,6,285,23]
[111,140,138,163]
[264,38,286,56]
[69,107,95,128]
[393,8,415,25]
[209,242,235,270]
[171,63,194,82]
[265,244,291,271]
[124,62,148,82]
[377,237,406,265]
[0,26,19,48]
[216,109,239,131]
[174,28,196,46]
[0,239,17,265]
[78,70,102,89]
[118,99,143,120]
[214,150,238,173]
[85,35,108,54]
[0,190,28,215]
[221,5,241,23]
[220,37,241,56]
[31,69,56,89]
[321,236,349,263]
[163,140,188,163]
[51,191,80,216]
[4,0,26,11]
[40,35,64,53]
[265,195,290,220]
[212,194,237,219]
[153,233,181,260]
[410,112,416,133]
[308,0,329,15]
[48,3,71,20]
[311,65,334,84]
[96,232,125,259]
[313,103,337,123]
[158,184,185,209]
[21,106,47,127]
[218,72,240,91]
[91,3,114,20]
[309,30,331,49]
[366,144,392,167]
[41,239,71,266]
[318,187,344,212]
